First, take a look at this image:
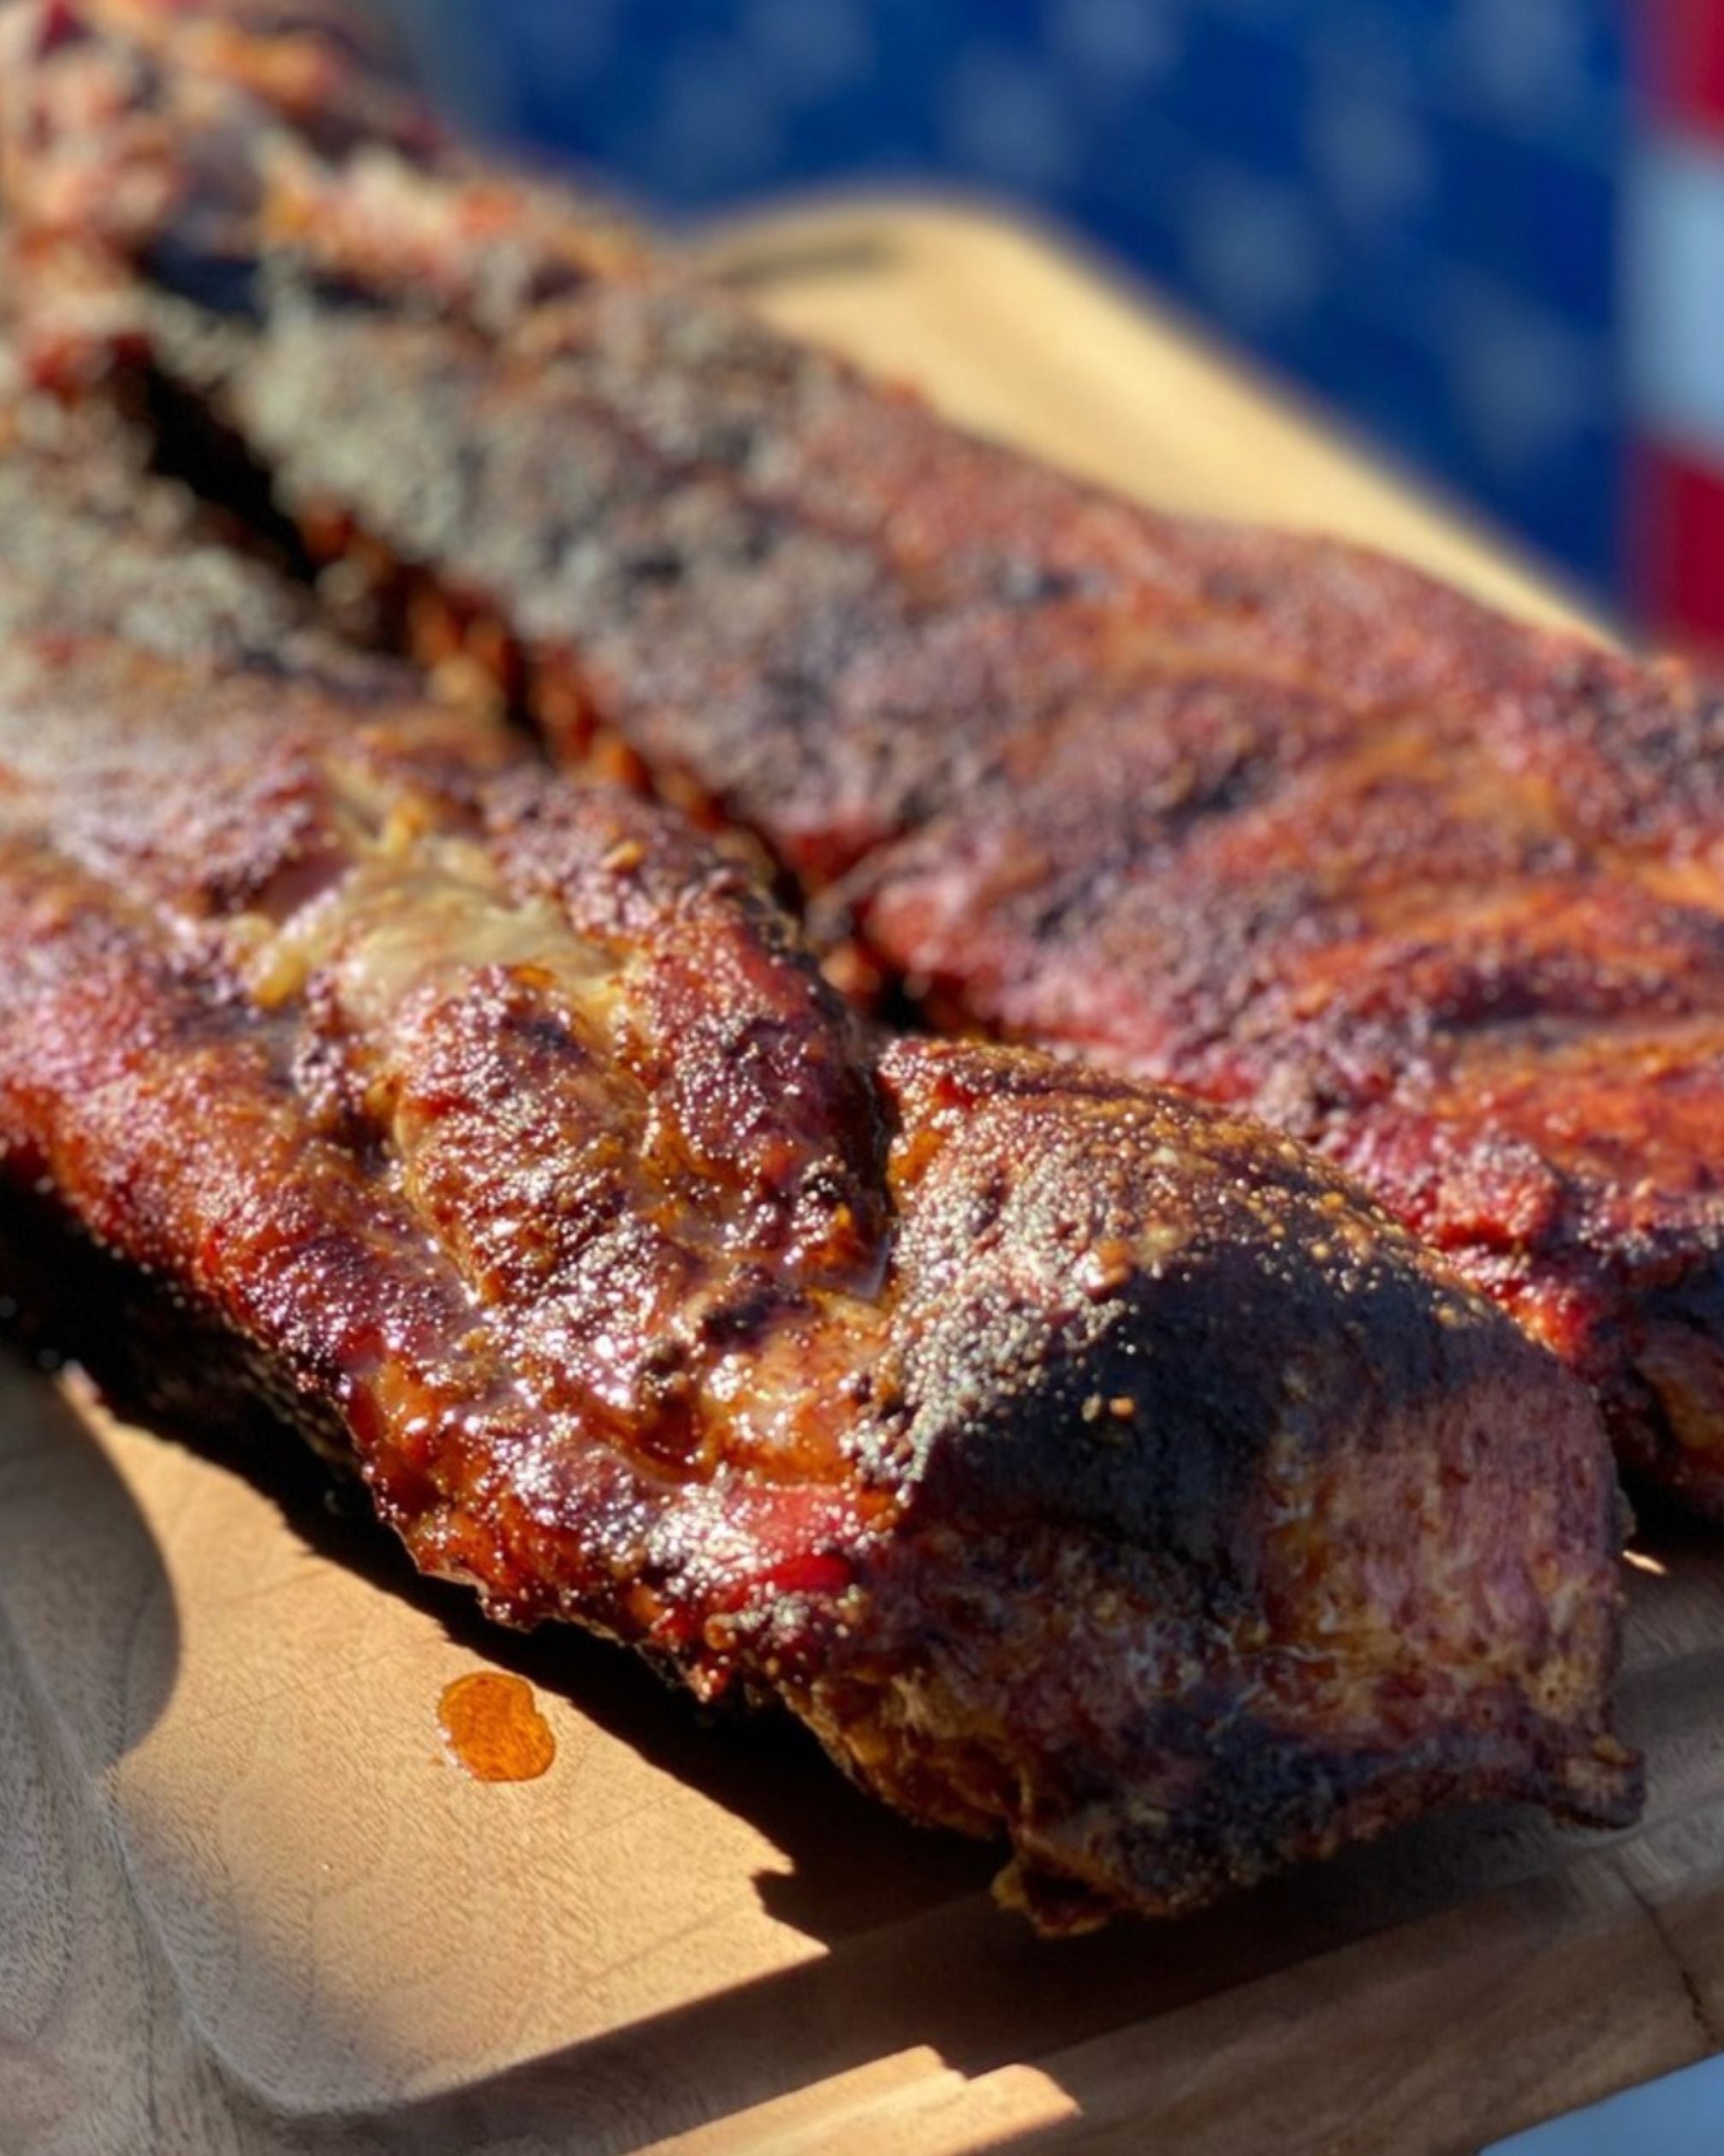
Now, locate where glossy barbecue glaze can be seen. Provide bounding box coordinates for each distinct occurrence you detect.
[0,430,1638,1924]
[7,0,1716,1516]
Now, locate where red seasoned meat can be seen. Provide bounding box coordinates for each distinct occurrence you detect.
[0,429,1637,1927]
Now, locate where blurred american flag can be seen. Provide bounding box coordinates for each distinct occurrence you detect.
[1630,0,1724,652]
[381,1,1721,644]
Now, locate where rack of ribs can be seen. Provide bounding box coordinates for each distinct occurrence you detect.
[9,0,1721,1518]
[0,390,1639,1923]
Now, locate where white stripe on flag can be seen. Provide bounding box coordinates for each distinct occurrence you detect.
[1626,129,1724,462]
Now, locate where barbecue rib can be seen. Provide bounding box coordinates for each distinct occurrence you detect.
[0,416,1641,1923]
[8,0,1715,1516]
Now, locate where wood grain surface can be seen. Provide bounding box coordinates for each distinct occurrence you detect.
[0,200,1702,2156]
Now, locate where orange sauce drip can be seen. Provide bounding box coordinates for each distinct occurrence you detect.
[437,1672,557,1783]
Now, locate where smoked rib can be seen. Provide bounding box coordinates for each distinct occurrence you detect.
[8,0,1718,1516]
[0,408,1640,1923]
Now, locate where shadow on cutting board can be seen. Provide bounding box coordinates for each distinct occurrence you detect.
[0,1352,183,1774]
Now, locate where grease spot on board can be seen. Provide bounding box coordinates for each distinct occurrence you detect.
[438,1671,557,1782]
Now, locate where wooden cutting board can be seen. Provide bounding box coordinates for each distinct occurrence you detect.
[1,200,1709,2156]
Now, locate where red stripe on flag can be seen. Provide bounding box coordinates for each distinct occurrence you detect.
[1633,438,1724,652]
[1640,0,1724,136]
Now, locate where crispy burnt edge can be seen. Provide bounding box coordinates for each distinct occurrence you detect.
[823,1042,1642,1926]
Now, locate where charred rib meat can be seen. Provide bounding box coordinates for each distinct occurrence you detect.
[0,422,1638,1923]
